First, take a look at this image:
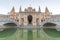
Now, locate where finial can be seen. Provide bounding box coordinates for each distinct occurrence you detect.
[19,5,22,12]
[39,6,41,12]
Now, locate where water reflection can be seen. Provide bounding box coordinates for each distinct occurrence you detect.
[0,25,60,40]
[43,28,60,38]
[27,30,33,40]
[0,28,17,38]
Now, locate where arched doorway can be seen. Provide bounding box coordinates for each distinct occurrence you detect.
[28,15,32,24]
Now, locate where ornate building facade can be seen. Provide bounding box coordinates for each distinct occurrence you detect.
[10,6,51,26]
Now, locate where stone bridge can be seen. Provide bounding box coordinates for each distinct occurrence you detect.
[0,18,19,30]
[42,18,60,31]
[0,18,18,23]
[0,17,60,30]
[42,18,60,26]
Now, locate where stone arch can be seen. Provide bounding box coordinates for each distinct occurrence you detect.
[28,15,33,24]
[43,22,60,38]
[42,18,58,28]
[42,18,60,38]
[42,22,57,29]
[0,18,19,27]
[0,18,17,38]
[43,22,56,27]
[42,18,60,26]
[3,22,17,27]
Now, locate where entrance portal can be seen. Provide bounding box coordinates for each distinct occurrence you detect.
[28,15,32,24]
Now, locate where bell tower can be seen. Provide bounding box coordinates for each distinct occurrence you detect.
[44,6,51,19]
[10,6,15,19]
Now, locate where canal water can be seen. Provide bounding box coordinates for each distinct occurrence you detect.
[27,30,33,40]
[0,26,60,40]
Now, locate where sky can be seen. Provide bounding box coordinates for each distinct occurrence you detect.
[0,0,60,15]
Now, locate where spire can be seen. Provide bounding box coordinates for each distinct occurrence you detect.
[10,6,15,13]
[39,6,41,12]
[45,7,49,13]
[19,6,22,12]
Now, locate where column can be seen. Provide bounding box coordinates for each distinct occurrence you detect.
[39,14,42,25]
[24,15,28,25]
[32,15,36,26]
[18,15,22,25]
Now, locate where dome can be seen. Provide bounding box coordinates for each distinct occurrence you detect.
[24,7,36,12]
[28,7,32,9]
